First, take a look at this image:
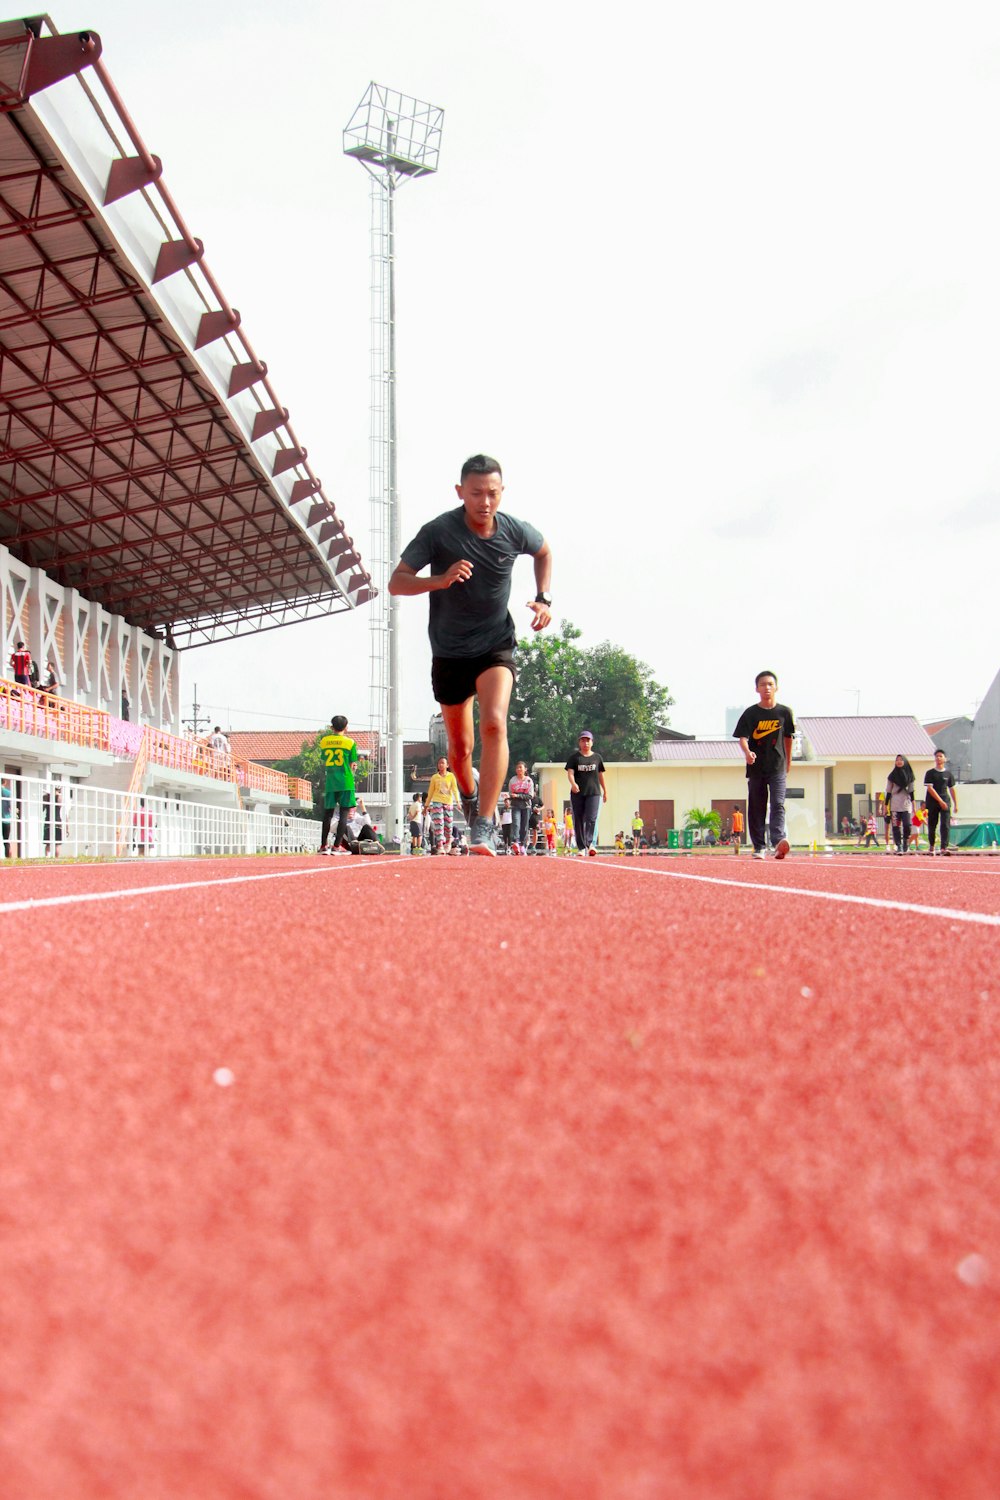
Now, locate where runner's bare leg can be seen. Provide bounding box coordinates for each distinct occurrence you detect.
[473,665,513,820]
[440,698,476,803]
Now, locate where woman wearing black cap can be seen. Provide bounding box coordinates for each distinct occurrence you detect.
[885,754,915,855]
[564,731,607,857]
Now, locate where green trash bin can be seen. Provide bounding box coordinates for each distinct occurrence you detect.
[667,829,679,849]
[682,828,694,849]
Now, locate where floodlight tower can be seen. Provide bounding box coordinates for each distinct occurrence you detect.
[343,83,443,844]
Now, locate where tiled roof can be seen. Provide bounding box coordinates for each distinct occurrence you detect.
[650,739,744,761]
[228,728,378,763]
[798,716,936,758]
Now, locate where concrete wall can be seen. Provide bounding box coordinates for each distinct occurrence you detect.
[954,785,1000,822]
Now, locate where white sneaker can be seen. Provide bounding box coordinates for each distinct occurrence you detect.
[753,849,766,860]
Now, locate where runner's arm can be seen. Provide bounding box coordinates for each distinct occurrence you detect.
[526,542,553,632]
[388,559,472,594]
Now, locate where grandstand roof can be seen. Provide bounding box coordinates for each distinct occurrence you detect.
[0,16,372,648]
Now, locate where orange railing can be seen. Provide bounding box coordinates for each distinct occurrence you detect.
[0,679,112,752]
[234,759,288,797]
[1,681,302,802]
[144,726,235,782]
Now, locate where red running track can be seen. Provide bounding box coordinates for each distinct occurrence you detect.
[2,852,999,1499]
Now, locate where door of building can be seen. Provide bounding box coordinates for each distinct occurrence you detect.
[712,798,746,844]
[836,792,853,835]
[640,800,674,843]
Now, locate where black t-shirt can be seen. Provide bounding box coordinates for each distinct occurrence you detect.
[924,767,955,807]
[565,749,605,797]
[399,507,544,658]
[733,702,796,778]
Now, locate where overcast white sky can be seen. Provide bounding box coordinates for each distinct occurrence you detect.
[68,0,1000,739]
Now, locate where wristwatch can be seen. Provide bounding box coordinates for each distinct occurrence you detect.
[535,591,552,606]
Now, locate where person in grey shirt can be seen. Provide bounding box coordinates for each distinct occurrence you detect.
[388,454,552,856]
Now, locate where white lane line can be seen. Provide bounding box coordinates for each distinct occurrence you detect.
[589,860,1000,928]
[0,862,375,915]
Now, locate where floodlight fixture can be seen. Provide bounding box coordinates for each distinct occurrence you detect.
[343,82,443,178]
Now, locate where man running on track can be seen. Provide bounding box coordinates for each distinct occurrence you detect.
[388,455,552,856]
[734,671,795,860]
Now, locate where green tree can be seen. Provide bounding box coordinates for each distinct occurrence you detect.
[506,620,673,767]
[506,621,587,766]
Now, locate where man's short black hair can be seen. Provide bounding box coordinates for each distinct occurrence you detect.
[934,747,946,756]
[460,453,502,482]
[330,714,348,732]
[755,670,778,687]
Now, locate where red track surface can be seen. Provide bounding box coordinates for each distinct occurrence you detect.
[2,852,999,1499]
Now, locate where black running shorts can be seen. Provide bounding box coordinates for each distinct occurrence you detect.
[431,649,517,706]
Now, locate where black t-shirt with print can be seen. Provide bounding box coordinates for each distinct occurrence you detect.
[733,702,796,778]
[565,749,605,797]
[923,767,955,807]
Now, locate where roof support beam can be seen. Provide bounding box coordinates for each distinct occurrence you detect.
[152,236,203,283]
[104,153,162,205]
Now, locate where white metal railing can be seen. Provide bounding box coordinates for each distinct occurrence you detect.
[0,773,322,860]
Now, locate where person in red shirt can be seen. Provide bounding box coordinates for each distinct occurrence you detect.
[9,640,31,686]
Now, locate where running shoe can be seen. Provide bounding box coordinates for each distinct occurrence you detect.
[775,838,790,860]
[468,815,499,856]
[318,846,330,856]
[587,846,597,857]
[753,849,766,860]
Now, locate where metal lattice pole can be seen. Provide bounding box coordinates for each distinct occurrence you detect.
[344,84,443,846]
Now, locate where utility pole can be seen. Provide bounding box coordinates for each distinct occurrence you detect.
[183,684,210,738]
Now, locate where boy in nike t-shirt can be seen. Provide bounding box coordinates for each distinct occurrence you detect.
[734,671,795,860]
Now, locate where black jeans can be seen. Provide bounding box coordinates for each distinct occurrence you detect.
[747,770,786,852]
[927,803,951,851]
[511,804,530,846]
[892,810,911,851]
[570,791,601,851]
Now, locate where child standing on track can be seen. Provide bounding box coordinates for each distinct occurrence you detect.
[424,755,461,854]
[909,805,925,853]
[543,808,557,855]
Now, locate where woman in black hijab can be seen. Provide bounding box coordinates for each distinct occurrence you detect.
[885,755,915,855]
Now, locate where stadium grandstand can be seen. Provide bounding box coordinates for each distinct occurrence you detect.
[0,15,371,857]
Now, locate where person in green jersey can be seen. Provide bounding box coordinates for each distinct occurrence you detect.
[318,714,358,854]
